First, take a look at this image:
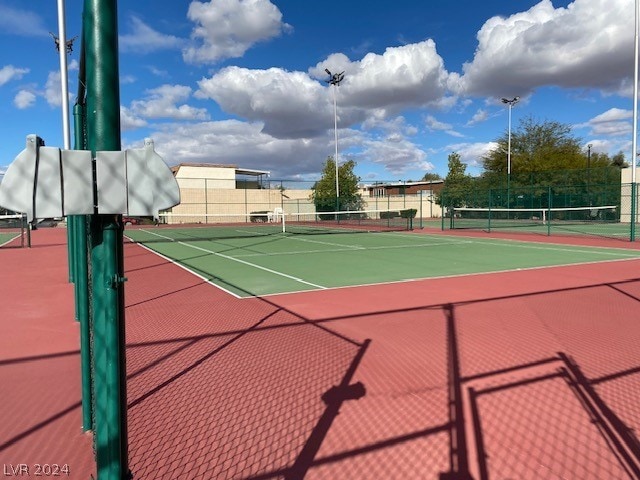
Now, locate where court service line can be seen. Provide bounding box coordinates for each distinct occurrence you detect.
[474,239,640,258]
[139,229,328,290]
[233,240,474,258]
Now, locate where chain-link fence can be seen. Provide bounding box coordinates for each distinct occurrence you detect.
[167,177,443,227]
[442,182,640,241]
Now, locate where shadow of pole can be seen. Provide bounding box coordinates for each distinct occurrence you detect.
[283,339,371,480]
[440,303,474,480]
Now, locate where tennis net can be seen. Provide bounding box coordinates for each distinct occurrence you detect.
[450,205,619,231]
[130,209,412,242]
[0,214,29,248]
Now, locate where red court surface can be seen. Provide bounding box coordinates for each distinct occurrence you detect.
[2,227,640,479]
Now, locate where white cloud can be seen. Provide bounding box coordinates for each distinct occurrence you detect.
[120,106,148,131]
[44,71,62,107]
[450,0,634,97]
[121,75,137,85]
[197,41,451,140]
[196,66,343,138]
[467,109,489,126]
[425,115,464,138]
[14,90,36,109]
[143,120,328,177]
[183,0,292,64]
[588,108,633,124]
[575,108,633,137]
[311,40,449,112]
[120,16,184,53]
[128,84,209,120]
[425,115,451,131]
[0,6,47,36]
[0,65,29,86]
[446,142,499,169]
[147,66,169,78]
[358,135,431,176]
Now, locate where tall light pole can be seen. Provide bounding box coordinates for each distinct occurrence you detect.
[501,96,519,209]
[326,69,345,209]
[53,0,74,150]
[633,0,639,240]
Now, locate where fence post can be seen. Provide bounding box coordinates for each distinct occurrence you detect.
[205,178,208,218]
[419,190,423,229]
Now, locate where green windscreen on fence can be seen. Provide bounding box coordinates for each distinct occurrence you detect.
[442,180,639,241]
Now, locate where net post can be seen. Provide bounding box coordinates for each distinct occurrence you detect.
[282,211,286,233]
[25,214,31,247]
[487,192,492,233]
[547,186,552,236]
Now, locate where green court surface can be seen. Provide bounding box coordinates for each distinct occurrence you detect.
[125,228,640,298]
[0,232,19,246]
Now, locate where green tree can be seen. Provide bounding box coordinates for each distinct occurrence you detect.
[610,151,628,168]
[311,157,364,212]
[483,116,588,180]
[481,117,622,207]
[421,172,442,182]
[440,152,472,208]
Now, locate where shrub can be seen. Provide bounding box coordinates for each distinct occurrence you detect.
[400,208,417,219]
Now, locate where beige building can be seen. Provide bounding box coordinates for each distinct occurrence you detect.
[164,163,443,224]
[165,163,312,223]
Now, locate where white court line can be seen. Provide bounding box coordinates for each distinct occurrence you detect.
[394,229,640,252]
[139,229,327,290]
[125,236,243,299]
[0,234,21,248]
[260,256,640,298]
[234,240,473,258]
[470,239,640,258]
[289,236,366,249]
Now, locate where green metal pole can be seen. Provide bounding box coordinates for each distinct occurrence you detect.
[419,190,423,229]
[74,102,93,432]
[84,0,129,477]
[488,191,492,233]
[68,216,76,283]
[631,182,637,242]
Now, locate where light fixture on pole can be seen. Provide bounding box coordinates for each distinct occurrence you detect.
[501,96,520,208]
[326,68,345,207]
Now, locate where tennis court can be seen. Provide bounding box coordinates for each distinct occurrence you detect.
[125,220,640,297]
[0,214,28,247]
[5,226,640,479]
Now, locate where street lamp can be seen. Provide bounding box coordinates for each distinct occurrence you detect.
[326,68,345,209]
[501,96,520,209]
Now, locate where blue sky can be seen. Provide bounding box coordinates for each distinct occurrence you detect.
[0,0,637,182]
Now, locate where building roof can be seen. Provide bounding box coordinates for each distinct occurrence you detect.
[170,163,270,177]
[362,179,444,188]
